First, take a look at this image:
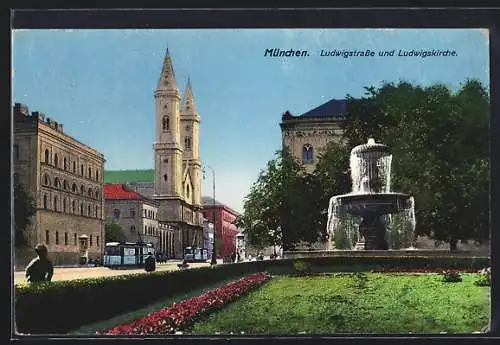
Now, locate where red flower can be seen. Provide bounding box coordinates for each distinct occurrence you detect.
[97,272,270,335]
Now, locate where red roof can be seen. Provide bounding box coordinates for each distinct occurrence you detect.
[104,183,145,200]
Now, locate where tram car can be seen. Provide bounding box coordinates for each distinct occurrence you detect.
[103,241,155,268]
[183,246,209,263]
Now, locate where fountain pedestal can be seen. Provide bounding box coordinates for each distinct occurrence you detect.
[359,214,389,250]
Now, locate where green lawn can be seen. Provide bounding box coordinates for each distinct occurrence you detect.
[190,273,490,335]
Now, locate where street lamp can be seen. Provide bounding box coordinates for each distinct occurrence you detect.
[203,165,217,265]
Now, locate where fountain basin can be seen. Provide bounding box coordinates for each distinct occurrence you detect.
[331,192,413,217]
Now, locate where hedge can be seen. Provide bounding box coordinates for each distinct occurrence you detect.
[15,255,488,334]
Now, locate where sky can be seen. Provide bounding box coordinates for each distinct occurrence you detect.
[12,29,489,213]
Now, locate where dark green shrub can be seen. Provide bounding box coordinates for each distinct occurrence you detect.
[441,270,462,283]
[292,260,311,275]
[474,267,491,286]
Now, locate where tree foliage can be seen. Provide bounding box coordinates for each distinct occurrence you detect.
[105,222,126,243]
[14,182,36,248]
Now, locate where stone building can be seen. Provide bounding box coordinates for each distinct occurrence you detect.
[103,183,175,258]
[103,48,204,259]
[280,98,347,173]
[202,196,240,258]
[13,103,105,264]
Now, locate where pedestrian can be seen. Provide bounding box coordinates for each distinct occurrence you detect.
[25,243,54,284]
[231,252,236,263]
[144,252,156,272]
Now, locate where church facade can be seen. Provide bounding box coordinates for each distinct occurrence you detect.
[280,98,347,173]
[152,48,204,257]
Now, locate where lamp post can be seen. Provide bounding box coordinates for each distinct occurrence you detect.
[203,165,217,265]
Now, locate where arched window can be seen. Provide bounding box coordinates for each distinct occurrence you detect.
[163,174,168,181]
[72,200,76,213]
[43,195,48,209]
[186,184,191,199]
[54,177,60,188]
[72,183,77,193]
[80,185,85,194]
[43,174,51,186]
[130,225,136,233]
[73,161,76,173]
[55,231,59,245]
[54,154,59,168]
[63,157,67,170]
[80,203,84,215]
[144,225,147,234]
[302,144,314,164]
[45,230,50,244]
[95,188,99,199]
[63,180,68,190]
[97,236,100,247]
[63,198,67,213]
[88,189,93,198]
[88,204,91,216]
[44,149,50,163]
[162,116,169,131]
[95,205,98,217]
[53,196,58,211]
[74,233,77,245]
[80,164,84,176]
[88,167,92,178]
[90,235,93,247]
[96,170,99,181]
[184,137,192,150]
[64,232,68,245]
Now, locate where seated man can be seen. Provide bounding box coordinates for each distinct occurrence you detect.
[25,244,54,284]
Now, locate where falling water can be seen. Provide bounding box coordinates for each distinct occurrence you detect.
[327,138,416,250]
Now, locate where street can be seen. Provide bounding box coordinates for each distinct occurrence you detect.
[14,261,213,285]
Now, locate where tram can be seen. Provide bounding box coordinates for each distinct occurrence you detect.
[103,241,155,268]
[183,246,209,263]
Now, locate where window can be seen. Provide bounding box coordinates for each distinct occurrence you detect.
[95,205,98,217]
[130,225,136,233]
[53,196,58,211]
[44,149,50,163]
[80,203,84,215]
[144,210,147,217]
[63,180,68,190]
[63,199,67,213]
[44,174,50,186]
[55,231,59,245]
[88,204,91,216]
[73,161,76,173]
[162,116,169,131]
[81,164,84,176]
[144,225,147,234]
[96,170,99,181]
[88,167,92,179]
[90,235,93,247]
[184,137,192,150]
[43,195,48,209]
[186,185,191,199]
[302,144,314,164]
[63,157,67,170]
[74,233,77,245]
[80,185,85,194]
[13,144,19,161]
[72,200,76,213]
[64,232,68,245]
[54,177,60,188]
[88,189,93,198]
[97,236,100,247]
[163,174,168,181]
[113,209,120,219]
[54,154,59,167]
[72,184,78,193]
[95,188,100,199]
[45,230,50,244]
[130,208,135,218]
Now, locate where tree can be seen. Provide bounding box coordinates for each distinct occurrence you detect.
[340,79,490,249]
[14,182,36,248]
[105,222,126,243]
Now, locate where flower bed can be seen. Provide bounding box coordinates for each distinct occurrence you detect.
[97,272,270,335]
[371,267,483,273]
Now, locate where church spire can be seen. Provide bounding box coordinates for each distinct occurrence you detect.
[157,46,178,91]
[182,75,197,114]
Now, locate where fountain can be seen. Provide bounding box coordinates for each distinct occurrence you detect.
[326,138,416,250]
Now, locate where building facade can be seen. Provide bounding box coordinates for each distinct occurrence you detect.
[280,98,347,173]
[13,103,105,264]
[103,183,176,258]
[202,197,240,258]
[203,218,214,260]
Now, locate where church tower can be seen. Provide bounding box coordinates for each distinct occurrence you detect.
[180,77,202,210]
[153,48,183,218]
